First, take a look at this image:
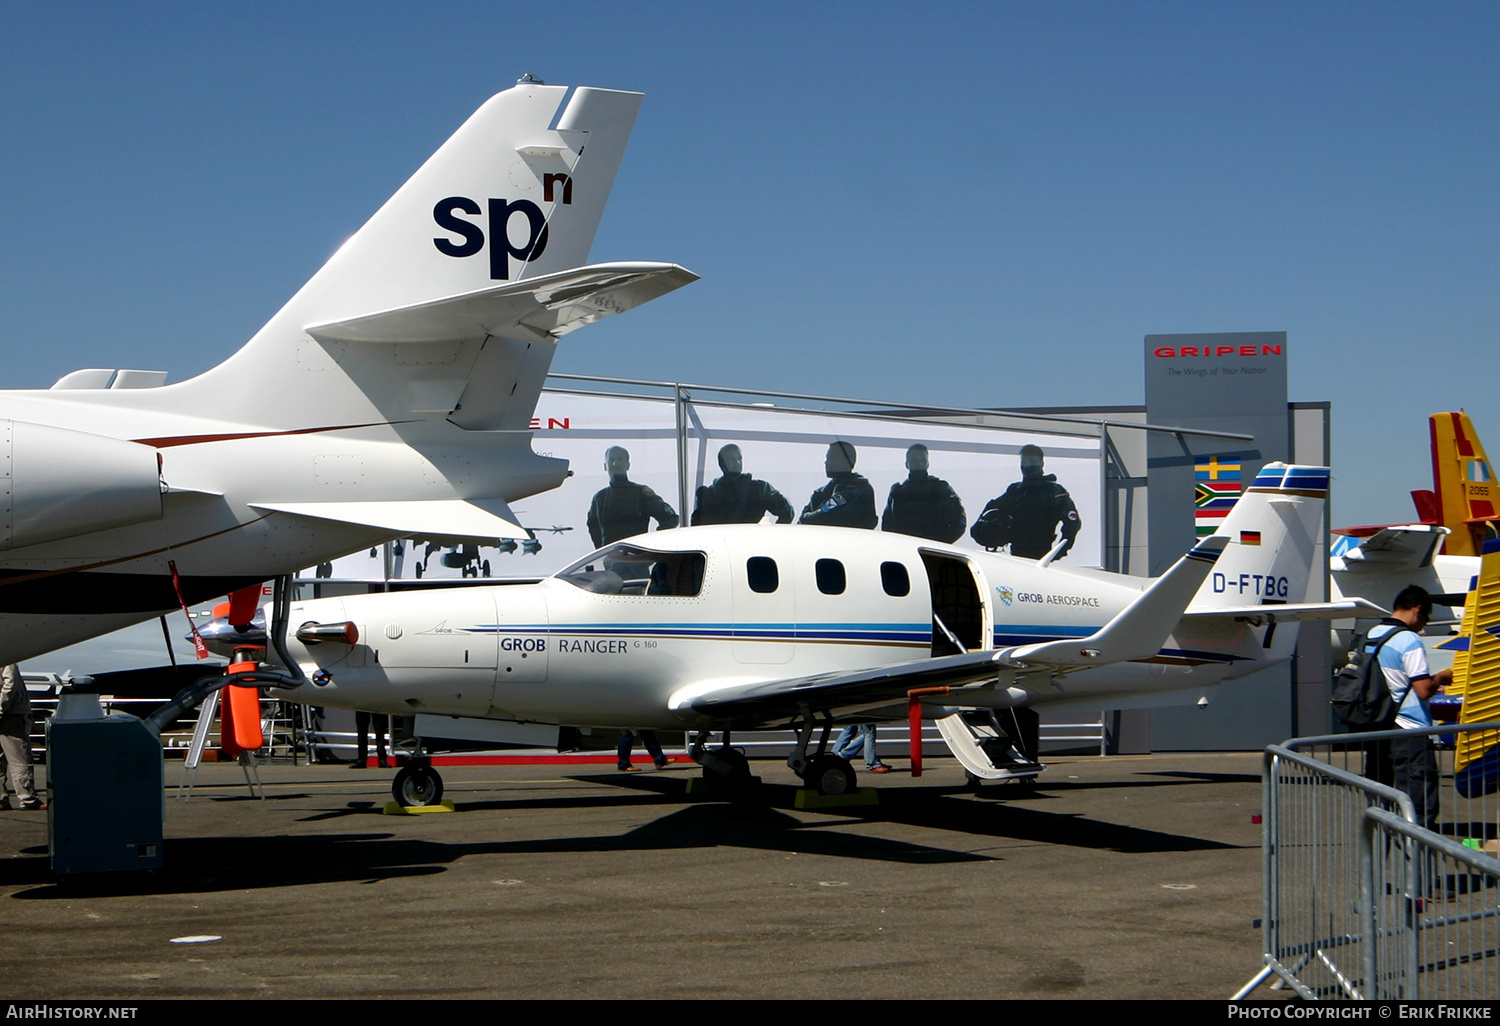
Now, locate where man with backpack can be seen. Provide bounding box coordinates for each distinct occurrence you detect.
[1358,585,1452,830]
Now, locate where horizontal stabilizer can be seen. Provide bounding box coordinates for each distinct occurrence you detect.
[1003,536,1229,667]
[1181,598,1388,624]
[305,262,698,345]
[1333,525,1447,572]
[250,498,525,542]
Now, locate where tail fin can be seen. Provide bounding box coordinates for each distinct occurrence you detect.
[1454,538,1500,795]
[161,83,687,426]
[1188,463,1328,620]
[1430,411,1499,557]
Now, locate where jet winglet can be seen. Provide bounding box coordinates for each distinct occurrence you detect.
[1004,536,1229,667]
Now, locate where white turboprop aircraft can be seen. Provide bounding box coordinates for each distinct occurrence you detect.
[207,464,1380,803]
[0,80,694,665]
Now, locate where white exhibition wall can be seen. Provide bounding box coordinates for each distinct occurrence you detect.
[312,391,1104,581]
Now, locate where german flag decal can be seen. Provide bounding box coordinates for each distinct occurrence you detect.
[1241,530,1262,546]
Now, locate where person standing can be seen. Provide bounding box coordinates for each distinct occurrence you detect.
[799,441,877,529]
[352,710,389,769]
[882,444,966,543]
[0,664,42,809]
[587,446,679,547]
[617,730,669,771]
[971,444,1081,558]
[1362,585,1450,831]
[832,723,890,774]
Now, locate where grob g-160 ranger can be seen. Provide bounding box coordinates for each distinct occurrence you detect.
[216,464,1375,804]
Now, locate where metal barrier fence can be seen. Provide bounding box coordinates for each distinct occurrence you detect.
[1239,723,1500,1000]
[1363,807,1500,1000]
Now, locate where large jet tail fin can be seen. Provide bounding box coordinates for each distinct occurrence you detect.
[1430,411,1500,557]
[160,82,689,427]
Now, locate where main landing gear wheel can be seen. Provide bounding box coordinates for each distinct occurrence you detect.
[803,755,857,796]
[392,762,444,807]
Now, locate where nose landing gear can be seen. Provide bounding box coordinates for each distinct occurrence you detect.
[391,758,444,807]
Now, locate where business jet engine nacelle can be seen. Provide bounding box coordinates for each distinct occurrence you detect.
[0,420,162,550]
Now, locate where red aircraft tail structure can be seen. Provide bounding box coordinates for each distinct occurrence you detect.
[1411,488,1440,526]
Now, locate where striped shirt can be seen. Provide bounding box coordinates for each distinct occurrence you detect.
[1366,622,1432,729]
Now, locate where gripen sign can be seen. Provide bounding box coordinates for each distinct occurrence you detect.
[1153,344,1283,358]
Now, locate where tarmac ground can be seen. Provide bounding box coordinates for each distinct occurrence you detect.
[0,752,1268,1000]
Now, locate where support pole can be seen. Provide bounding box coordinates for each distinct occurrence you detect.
[905,686,951,777]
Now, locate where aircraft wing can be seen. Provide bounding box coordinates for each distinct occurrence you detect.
[670,537,1229,728]
[305,262,699,345]
[1332,525,1448,572]
[1180,598,1389,625]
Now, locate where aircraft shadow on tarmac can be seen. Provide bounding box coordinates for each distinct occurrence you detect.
[4,802,983,899]
[573,773,1244,856]
[1,772,1243,899]
[1140,771,1261,785]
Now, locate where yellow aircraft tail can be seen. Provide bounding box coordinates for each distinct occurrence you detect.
[1429,411,1500,557]
[1454,538,1500,796]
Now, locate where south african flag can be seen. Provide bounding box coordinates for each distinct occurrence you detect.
[1195,458,1242,537]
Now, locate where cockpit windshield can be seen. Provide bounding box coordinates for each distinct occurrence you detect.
[556,543,706,597]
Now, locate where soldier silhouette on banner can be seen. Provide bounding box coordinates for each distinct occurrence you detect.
[971,444,1081,559]
[881,443,966,543]
[691,444,794,525]
[586,446,679,547]
[799,441,877,529]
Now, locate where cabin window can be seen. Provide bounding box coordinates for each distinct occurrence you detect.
[557,544,706,597]
[881,561,910,597]
[747,557,779,593]
[815,558,846,595]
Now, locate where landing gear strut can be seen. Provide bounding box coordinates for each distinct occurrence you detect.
[787,708,858,796]
[690,731,754,796]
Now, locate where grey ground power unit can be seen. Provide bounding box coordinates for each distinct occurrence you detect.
[47,694,163,876]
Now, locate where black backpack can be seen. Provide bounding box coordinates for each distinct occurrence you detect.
[1330,625,1412,730]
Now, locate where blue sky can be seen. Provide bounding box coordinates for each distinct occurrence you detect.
[2,2,1497,527]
